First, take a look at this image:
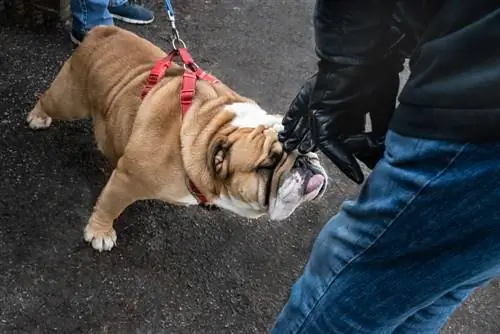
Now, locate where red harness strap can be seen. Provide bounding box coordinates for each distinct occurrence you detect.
[140,48,220,204]
[140,52,175,99]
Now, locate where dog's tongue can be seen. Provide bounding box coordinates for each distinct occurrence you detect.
[305,174,325,195]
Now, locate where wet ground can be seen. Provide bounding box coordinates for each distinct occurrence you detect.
[1,0,499,333]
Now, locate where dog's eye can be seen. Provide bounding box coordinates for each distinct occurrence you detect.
[213,149,225,174]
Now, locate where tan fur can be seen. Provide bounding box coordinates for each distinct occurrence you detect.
[27,26,286,251]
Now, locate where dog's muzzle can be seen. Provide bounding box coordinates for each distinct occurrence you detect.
[268,152,328,221]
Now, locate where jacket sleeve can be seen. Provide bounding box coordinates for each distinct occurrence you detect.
[314,0,399,65]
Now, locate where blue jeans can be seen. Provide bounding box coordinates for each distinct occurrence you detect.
[271,131,500,334]
[71,0,126,32]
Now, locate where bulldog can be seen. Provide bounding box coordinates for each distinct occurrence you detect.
[26,26,328,252]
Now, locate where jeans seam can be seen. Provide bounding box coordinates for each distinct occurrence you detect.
[81,0,88,31]
[296,142,470,334]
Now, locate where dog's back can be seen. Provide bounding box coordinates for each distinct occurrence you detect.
[27,26,170,162]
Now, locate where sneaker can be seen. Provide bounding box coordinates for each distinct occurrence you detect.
[70,28,86,45]
[108,2,154,25]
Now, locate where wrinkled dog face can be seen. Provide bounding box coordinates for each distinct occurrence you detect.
[210,103,327,220]
[267,151,326,220]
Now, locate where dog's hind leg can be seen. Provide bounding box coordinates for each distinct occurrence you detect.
[27,58,89,130]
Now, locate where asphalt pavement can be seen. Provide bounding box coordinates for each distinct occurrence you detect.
[0,0,499,333]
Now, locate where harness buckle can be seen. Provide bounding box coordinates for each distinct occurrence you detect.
[146,73,159,86]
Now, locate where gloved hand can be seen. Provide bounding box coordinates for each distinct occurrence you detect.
[278,58,401,184]
[342,133,386,170]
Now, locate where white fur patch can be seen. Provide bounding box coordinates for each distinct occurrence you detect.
[177,195,199,206]
[156,186,199,206]
[226,102,282,129]
[271,122,284,133]
[268,173,304,221]
[214,194,264,219]
[83,224,117,252]
[27,113,52,130]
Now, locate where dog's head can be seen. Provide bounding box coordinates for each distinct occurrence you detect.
[182,101,327,221]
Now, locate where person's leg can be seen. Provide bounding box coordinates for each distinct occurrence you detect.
[270,131,500,334]
[71,0,113,43]
[70,0,153,44]
[393,279,491,334]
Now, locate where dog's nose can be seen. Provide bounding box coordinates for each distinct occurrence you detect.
[293,155,309,169]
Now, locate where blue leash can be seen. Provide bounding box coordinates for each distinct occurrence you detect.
[163,0,185,48]
[164,0,175,23]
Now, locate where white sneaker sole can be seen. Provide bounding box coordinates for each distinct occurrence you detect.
[110,13,154,25]
[70,33,82,45]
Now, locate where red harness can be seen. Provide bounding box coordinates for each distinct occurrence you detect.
[140,47,220,204]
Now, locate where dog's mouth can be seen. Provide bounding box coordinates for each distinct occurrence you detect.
[294,155,327,198]
[267,152,328,221]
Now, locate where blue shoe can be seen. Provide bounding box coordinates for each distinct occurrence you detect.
[108,2,154,25]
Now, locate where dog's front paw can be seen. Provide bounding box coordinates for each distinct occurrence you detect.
[84,223,117,252]
[27,109,52,130]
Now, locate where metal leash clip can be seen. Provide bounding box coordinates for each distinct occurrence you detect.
[164,0,187,50]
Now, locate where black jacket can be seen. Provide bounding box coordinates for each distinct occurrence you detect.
[314,0,500,142]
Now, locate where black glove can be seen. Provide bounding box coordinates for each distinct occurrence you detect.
[342,133,386,170]
[278,58,401,184]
